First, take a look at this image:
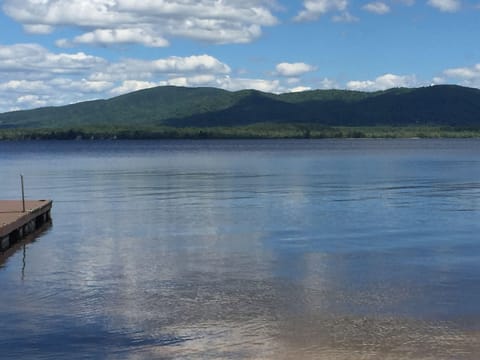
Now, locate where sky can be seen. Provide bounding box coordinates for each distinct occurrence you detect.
[0,0,479,113]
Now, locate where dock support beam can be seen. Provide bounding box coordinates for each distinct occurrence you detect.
[1,235,10,251]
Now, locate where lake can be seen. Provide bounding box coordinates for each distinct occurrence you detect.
[1,139,479,359]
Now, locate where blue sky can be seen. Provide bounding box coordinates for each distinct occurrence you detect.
[1,0,479,112]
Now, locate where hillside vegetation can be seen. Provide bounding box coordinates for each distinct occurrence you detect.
[1,84,480,138]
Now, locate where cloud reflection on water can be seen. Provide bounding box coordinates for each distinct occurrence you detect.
[1,140,480,359]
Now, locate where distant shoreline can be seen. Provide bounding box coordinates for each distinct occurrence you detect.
[2,124,480,140]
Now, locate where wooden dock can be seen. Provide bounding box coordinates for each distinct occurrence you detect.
[0,200,52,251]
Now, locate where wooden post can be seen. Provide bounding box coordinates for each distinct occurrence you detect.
[21,175,25,212]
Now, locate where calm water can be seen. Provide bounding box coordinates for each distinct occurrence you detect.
[1,139,480,359]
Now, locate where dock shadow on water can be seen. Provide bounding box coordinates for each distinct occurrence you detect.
[0,222,52,270]
[0,139,480,359]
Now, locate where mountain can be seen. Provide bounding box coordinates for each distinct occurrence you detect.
[1,84,480,130]
[0,86,238,129]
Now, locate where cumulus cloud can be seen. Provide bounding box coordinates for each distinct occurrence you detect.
[0,44,235,111]
[289,86,312,92]
[91,55,232,84]
[0,43,295,111]
[431,76,446,85]
[110,80,159,95]
[0,44,103,72]
[295,0,348,22]
[427,0,461,12]
[59,28,170,48]
[363,2,391,14]
[3,0,279,47]
[163,75,218,87]
[50,78,114,92]
[16,95,48,108]
[442,63,480,87]
[319,78,340,89]
[346,73,418,91]
[275,62,317,77]
[153,55,231,74]
[217,77,282,93]
[0,48,116,109]
[444,67,477,79]
[0,80,49,92]
[169,22,264,44]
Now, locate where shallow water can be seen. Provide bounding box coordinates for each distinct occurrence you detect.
[1,139,479,359]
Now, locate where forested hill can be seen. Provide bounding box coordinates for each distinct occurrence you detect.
[1,84,480,130]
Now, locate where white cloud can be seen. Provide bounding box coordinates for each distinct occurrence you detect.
[0,44,106,74]
[94,55,231,83]
[152,55,231,74]
[295,0,348,22]
[275,62,317,77]
[165,75,218,87]
[0,80,49,92]
[61,28,170,48]
[3,0,279,46]
[0,44,111,113]
[444,64,480,79]
[432,76,446,85]
[217,77,282,93]
[319,78,339,89]
[442,63,480,87]
[0,43,293,112]
[289,86,312,92]
[363,2,391,14]
[161,77,195,87]
[0,44,234,111]
[167,21,264,44]
[427,0,461,12]
[346,73,418,91]
[110,80,159,95]
[50,78,114,92]
[84,55,232,89]
[16,95,48,108]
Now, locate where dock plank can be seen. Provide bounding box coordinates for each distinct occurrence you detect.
[0,200,52,239]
